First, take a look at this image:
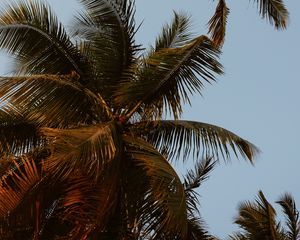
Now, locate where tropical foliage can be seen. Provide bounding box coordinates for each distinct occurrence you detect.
[208,0,289,47]
[230,191,300,240]
[0,0,288,239]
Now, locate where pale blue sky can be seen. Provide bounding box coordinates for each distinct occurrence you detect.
[0,0,299,238]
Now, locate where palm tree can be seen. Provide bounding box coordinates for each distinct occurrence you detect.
[230,191,300,240]
[0,0,288,239]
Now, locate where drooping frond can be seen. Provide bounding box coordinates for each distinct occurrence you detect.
[155,11,193,50]
[123,135,188,239]
[0,156,41,216]
[207,0,229,48]
[234,191,281,239]
[0,110,43,156]
[41,122,119,179]
[0,74,111,127]
[55,169,120,237]
[116,36,223,119]
[0,0,84,76]
[131,120,259,162]
[252,0,289,29]
[277,193,300,240]
[74,0,139,95]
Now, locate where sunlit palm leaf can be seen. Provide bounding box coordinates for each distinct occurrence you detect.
[0,156,41,216]
[41,122,119,179]
[154,11,193,51]
[123,135,188,239]
[0,74,110,127]
[116,36,223,119]
[234,191,280,239]
[131,120,259,162]
[74,0,138,95]
[252,0,289,29]
[55,171,119,237]
[207,0,229,48]
[0,0,84,76]
[277,193,300,240]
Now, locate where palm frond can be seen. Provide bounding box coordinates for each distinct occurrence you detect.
[0,74,111,127]
[131,120,259,163]
[187,216,218,240]
[234,190,280,239]
[115,36,223,119]
[0,0,85,76]
[55,170,119,237]
[252,0,289,29]
[154,11,193,51]
[207,0,229,48]
[0,156,41,217]
[41,122,119,179]
[228,233,247,240]
[184,158,217,216]
[277,193,300,240]
[0,110,43,156]
[73,0,139,96]
[123,135,188,239]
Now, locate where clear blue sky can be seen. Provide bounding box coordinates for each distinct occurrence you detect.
[0,0,299,238]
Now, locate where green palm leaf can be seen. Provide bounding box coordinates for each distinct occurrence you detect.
[0,0,84,76]
[252,0,289,29]
[277,193,300,240]
[131,120,259,162]
[73,0,138,95]
[154,11,193,51]
[207,0,229,48]
[123,135,188,239]
[41,122,119,179]
[115,36,223,119]
[0,74,110,127]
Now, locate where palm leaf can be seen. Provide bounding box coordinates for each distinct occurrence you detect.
[184,158,217,215]
[55,170,120,238]
[115,36,223,119]
[0,74,111,127]
[131,120,259,162]
[207,0,229,48]
[0,156,41,217]
[0,111,43,156]
[123,135,188,239]
[154,11,193,51]
[0,0,85,76]
[252,0,289,29]
[41,122,119,179]
[73,0,139,96]
[234,191,280,239]
[228,233,248,240]
[187,216,218,240]
[277,193,300,240]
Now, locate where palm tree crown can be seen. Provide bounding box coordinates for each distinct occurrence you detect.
[0,0,288,239]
